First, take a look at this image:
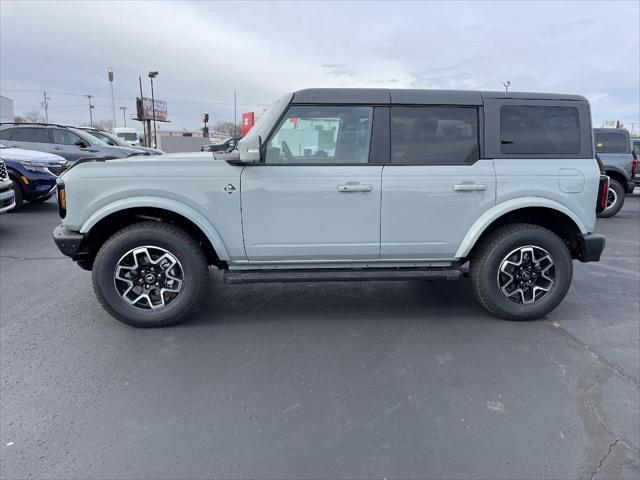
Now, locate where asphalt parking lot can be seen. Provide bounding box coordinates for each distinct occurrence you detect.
[1,196,638,480]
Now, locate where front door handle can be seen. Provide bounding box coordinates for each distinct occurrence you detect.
[52,147,62,151]
[453,184,487,192]
[337,184,373,193]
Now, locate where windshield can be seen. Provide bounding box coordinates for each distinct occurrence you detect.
[118,132,138,141]
[595,132,629,153]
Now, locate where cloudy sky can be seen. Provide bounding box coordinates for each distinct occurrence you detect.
[1,0,638,132]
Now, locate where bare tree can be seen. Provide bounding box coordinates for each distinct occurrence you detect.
[213,121,242,137]
[24,110,45,123]
[80,119,113,131]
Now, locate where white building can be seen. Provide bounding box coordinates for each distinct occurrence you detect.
[0,95,14,123]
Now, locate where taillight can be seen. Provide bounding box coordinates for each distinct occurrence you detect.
[632,159,638,177]
[596,175,609,214]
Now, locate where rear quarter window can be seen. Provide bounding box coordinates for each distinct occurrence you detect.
[500,105,581,155]
[595,132,629,153]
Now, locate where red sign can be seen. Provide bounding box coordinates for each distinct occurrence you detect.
[241,112,255,137]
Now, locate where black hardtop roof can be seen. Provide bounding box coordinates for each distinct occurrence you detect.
[291,88,587,105]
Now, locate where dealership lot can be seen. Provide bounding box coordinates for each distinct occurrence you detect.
[1,197,638,479]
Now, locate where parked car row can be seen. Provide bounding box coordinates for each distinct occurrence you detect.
[0,123,162,165]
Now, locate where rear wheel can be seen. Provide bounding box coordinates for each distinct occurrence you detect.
[9,179,23,212]
[92,222,209,327]
[597,178,625,218]
[470,224,573,320]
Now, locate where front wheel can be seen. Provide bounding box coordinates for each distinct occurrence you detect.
[469,224,573,321]
[92,222,209,327]
[597,178,625,218]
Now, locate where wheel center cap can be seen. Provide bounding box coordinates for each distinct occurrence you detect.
[144,273,156,283]
[521,271,531,280]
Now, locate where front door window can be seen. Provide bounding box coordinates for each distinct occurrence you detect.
[265,106,373,164]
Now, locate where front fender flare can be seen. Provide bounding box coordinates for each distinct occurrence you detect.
[79,196,231,261]
[454,197,588,259]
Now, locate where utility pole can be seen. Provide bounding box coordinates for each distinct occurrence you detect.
[502,81,511,93]
[138,75,147,147]
[86,95,94,126]
[42,91,49,122]
[233,91,237,137]
[148,71,159,148]
[108,67,116,129]
[120,106,127,127]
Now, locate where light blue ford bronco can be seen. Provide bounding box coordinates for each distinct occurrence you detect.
[53,89,608,327]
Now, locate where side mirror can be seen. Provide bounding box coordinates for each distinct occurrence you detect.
[75,140,88,148]
[230,135,262,165]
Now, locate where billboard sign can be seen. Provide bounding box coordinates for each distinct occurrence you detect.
[241,112,255,137]
[137,96,167,121]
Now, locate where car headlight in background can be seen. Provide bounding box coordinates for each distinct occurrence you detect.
[21,161,51,173]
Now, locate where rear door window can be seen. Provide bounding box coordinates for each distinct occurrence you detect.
[52,129,83,145]
[500,106,580,155]
[10,127,50,143]
[390,106,479,164]
[594,132,628,153]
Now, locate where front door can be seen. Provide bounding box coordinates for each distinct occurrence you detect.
[241,104,382,263]
[381,105,496,260]
[50,128,97,163]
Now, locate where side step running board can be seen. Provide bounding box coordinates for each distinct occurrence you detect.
[223,268,463,284]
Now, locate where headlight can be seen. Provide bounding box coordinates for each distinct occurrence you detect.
[22,161,50,173]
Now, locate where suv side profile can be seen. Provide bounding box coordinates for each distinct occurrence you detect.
[53,88,607,328]
[593,128,637,217]
[0,123,144,164]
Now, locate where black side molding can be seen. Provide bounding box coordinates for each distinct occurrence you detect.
[224,268,463,284]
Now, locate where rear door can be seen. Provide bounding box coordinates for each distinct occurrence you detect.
[381,105,496,260]
[241,104,383,263]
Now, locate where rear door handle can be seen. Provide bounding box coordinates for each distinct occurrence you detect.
[453,184,487,192]
[337,184,373,193]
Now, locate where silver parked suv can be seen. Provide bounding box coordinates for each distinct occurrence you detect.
[53,89,608,327]
[0,123,144,163]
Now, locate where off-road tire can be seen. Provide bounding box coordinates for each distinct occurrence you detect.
[597,178,625,218]
[469,223,573,321]
[92,221,209,328]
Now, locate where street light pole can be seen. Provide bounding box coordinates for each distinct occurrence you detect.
[120,106,127,127]
[108,67,116,129]
[148,71,159,148]
[86,95,94,127]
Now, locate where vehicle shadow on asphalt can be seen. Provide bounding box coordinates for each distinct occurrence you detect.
[187,272,501,327]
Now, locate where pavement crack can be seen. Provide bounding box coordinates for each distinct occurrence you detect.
[589,439,620,480]
[547,320,639,388]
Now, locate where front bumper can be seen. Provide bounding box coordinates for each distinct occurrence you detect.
[53,224,86,258]
[577,233,606,263]
[0,184,15,213]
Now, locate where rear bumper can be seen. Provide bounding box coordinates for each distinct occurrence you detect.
[577,233,606,263]
[53,224,86,258]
